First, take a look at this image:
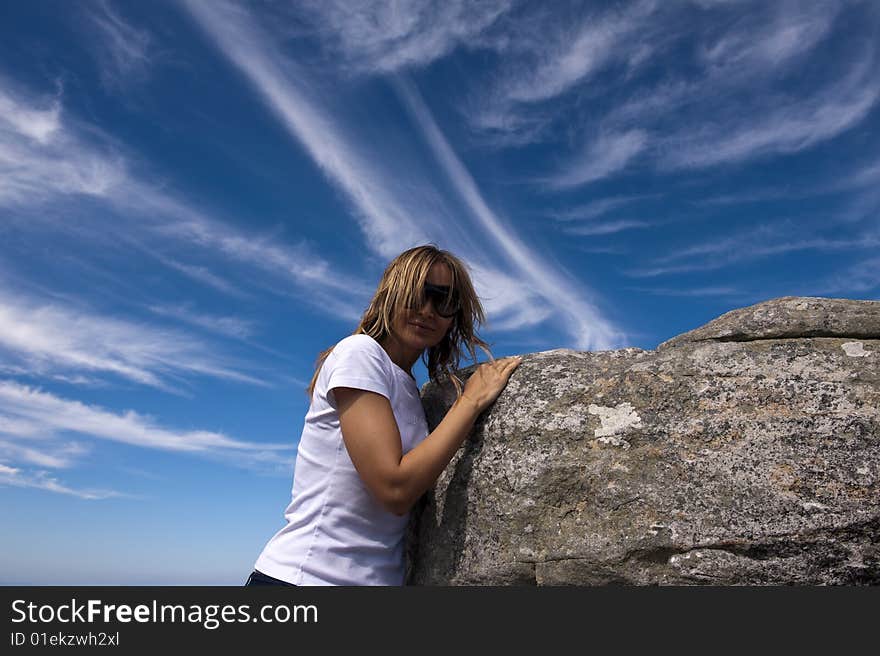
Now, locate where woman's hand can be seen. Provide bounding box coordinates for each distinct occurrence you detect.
[460,356,522,413]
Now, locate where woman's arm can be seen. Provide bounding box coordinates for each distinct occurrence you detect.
[334,357,521,516]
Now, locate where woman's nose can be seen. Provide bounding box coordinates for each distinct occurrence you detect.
[416,298,437,317]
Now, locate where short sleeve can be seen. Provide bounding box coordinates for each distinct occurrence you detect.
[325,335,393,402]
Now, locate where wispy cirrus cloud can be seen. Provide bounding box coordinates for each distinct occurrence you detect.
[549,195,655,221]
[0,379,295,498]
[85,0,153,88]
[141,304,295,371]
[0,75,369,322]
[0,288,265,391]
[396,80,623,349]
[452,265,552,334]
[295,0,512,74]
[604,4,877,173]
[659,55,880,169]
[549,194,655,237]
[848,157,880,189]
[625,285,742,297]
[815,256,880,295]
[146,304,256,340]
[183,0,625,349]
[699,2,839,73]
[467,0,663,144]
[626,225,880,278]
[500,0,658,105]
[464,0,876,191]
[0,434,89,469]
[0,81,127,205]
[0,464,126,500]
[692,189,802,206]
[0,84,62,144]
[0,380,290,453]
[147,251,249,298]
[563,219,651,237]
[182,0,428,259]
[547,129,648,188]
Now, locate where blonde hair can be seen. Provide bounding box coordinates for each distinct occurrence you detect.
[307,244,491,398]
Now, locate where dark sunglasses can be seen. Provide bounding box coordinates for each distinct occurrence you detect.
[422,283,460,318]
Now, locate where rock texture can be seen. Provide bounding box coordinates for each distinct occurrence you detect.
[408,297,880,585]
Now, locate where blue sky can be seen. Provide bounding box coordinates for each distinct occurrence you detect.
[1,0,878,584]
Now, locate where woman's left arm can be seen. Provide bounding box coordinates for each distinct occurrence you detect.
[335,356,520,515]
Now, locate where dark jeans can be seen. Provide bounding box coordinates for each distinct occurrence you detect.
[244,569,296,586]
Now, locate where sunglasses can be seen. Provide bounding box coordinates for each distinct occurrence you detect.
[421,283,460,318]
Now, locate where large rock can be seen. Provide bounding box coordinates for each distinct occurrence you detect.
[408,297,880,585]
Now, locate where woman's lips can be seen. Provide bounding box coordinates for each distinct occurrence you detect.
[410,321,433,332]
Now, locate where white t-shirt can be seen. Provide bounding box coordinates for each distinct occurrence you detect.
[254,334,429,585]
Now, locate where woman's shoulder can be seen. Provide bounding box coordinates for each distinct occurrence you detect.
[332,334,389,363]
[324,334,395,388]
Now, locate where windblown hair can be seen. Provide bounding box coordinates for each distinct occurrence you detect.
[307,244,491,399]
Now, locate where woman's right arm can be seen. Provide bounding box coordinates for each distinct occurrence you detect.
[334,356,521,516]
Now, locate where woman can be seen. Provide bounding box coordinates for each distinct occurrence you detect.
[246,244,520,586]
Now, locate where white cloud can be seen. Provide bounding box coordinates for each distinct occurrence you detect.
[136,201,369,321]
[626,285,742,297]
[608,6,878,172]
[466,0,872,177]
[0,87,61,144]
[581,245,630,255]
[481,300,554,333]
[0,77,370,323]
[550,195,653,221]
[504,1,656,104]
[815,257,880,294]
[86,0,153,87]
[0,358,300,498]
[0,288,265,390]
[661,74,880,169]
[0,84,126,205]
[626,228,880,278]
[0,379,296,497]
[148,252,248,298]
[617,48,878,175]
[182,0,428,259]
[700,3,838,71]
[548,129,647,188]
[693,189,803,206]
[564,220,651,237]
[0,437,87,469]
[0,466,125,500]
[397,80,624,350]
[466,264,553,333]
[0,380,290,453]
[296,0,511,73]
[183,1,625,349]
[467,0,661,144]
[147,304,256,340]
[849,159,880,189]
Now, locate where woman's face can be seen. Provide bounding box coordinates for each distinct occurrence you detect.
[392,262,455,351]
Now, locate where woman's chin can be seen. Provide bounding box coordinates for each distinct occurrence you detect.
[409,336,435,351]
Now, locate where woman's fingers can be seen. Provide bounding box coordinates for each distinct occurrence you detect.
[485,357,521,384]
[502,358,521,379]
[500,356,521,370]
[463,357,522,411]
